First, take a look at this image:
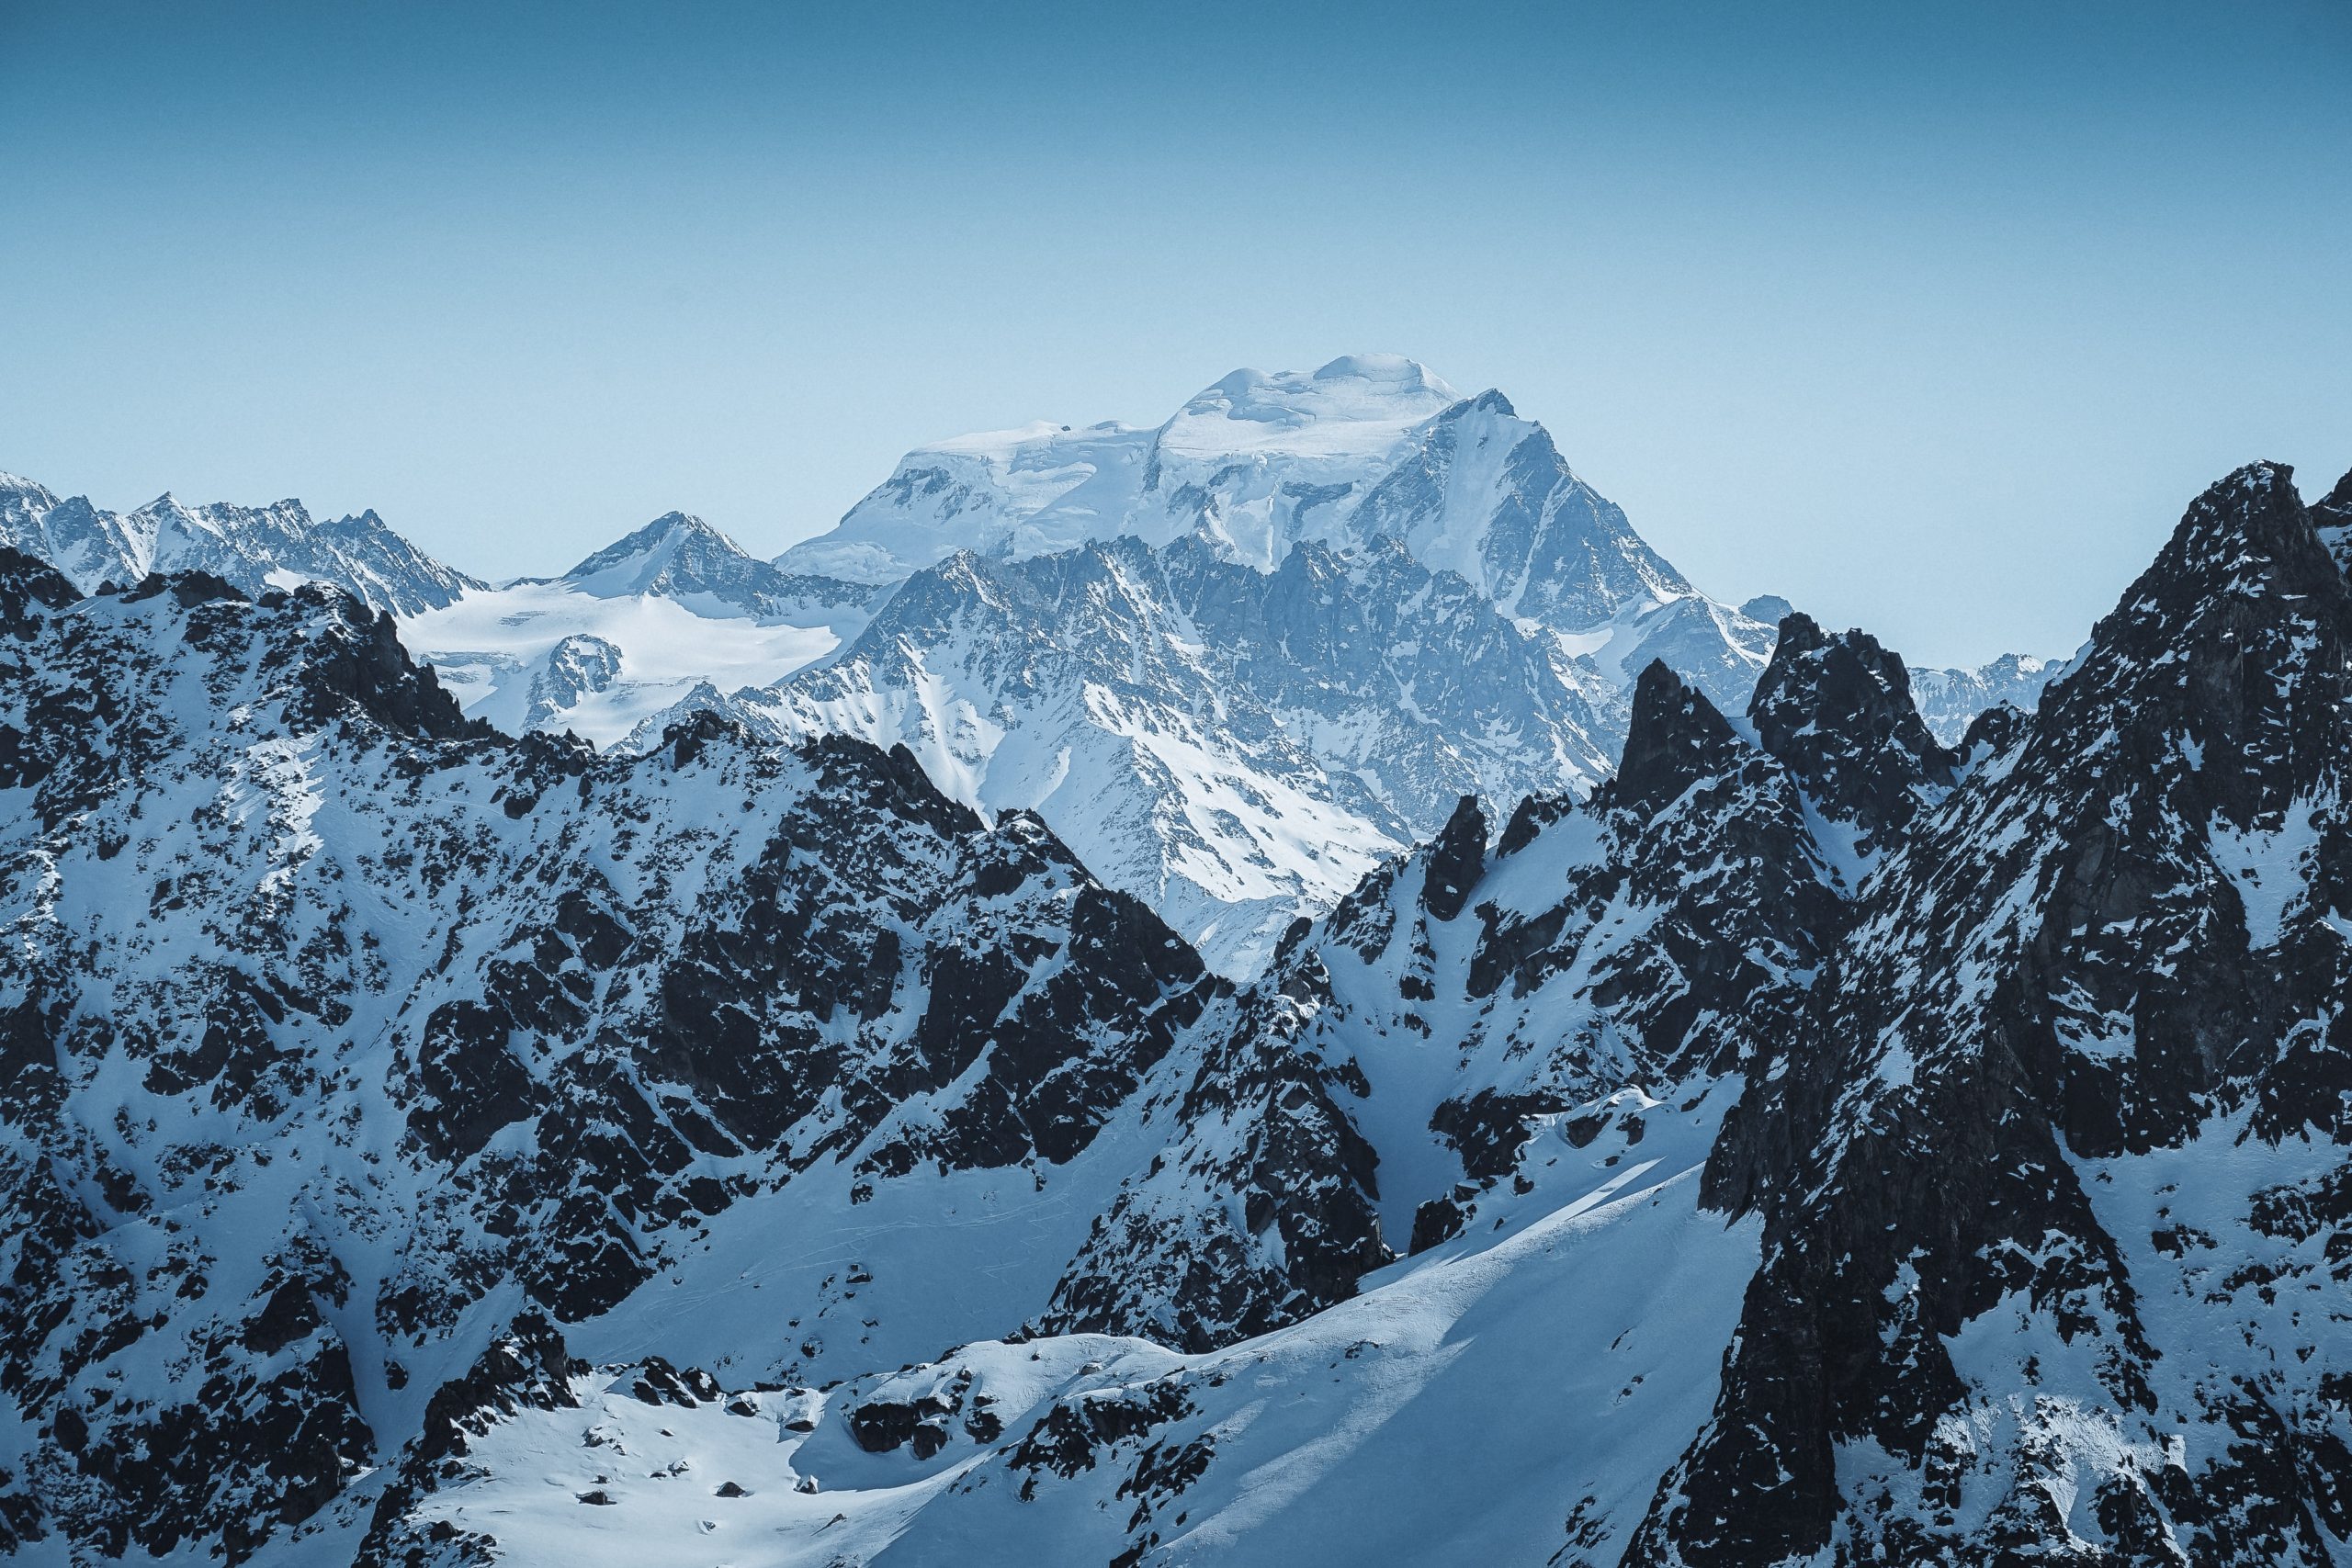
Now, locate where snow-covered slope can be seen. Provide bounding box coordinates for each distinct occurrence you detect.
[349,1118,1756,1568]
[678,534,1616,974]
[0,471,481,614]
[401,512,873,747]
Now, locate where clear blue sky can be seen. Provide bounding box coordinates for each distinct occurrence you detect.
[4,1,2346,666]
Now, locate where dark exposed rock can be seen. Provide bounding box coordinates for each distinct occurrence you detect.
[1419,795,1486,921]
[1638,463,2352,1567]
[1747,612,1958,857]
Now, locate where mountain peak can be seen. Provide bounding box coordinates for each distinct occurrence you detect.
[1309,353,1455,395]
[1602,660,1745,818]
[1747,613,1955,852]
[2099,460,2336,639]
[2317,463,2352,515]
[564,511,745,581]
[2312,464,2352,576]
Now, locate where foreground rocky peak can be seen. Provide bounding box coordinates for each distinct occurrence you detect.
[1598,659,1753,820]
[1642,461,2352,1566]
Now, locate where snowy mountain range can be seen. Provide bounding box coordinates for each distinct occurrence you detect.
[0,360,2054,973]
[0,473,481,616]
[2,454,2345,1565]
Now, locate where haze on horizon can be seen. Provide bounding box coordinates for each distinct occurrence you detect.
[3,0,2346,669]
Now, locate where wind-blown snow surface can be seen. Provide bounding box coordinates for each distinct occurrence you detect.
[367,1122,1756,1568]
[778,356,1467,584]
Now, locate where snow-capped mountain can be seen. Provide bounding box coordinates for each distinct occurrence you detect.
[399,511,871,744]
[779,355,1750,664]
[644,360,1796,969]
[0,471,481,615]
[4,457,2348,1566]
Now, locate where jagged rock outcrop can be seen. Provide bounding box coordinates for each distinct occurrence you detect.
[1638,463,2352,1566]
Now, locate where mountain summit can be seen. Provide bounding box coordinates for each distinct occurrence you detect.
[722,361,1798,967]
[778,355,1468,583]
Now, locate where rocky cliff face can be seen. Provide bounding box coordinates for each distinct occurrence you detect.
[1639,462,2352,1566]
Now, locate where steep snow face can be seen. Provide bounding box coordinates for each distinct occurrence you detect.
[0,472,482,614]
[131,493,487,617]
[401,512,873,746]
[1343,389,1692,630]
[671,535,1618,975]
